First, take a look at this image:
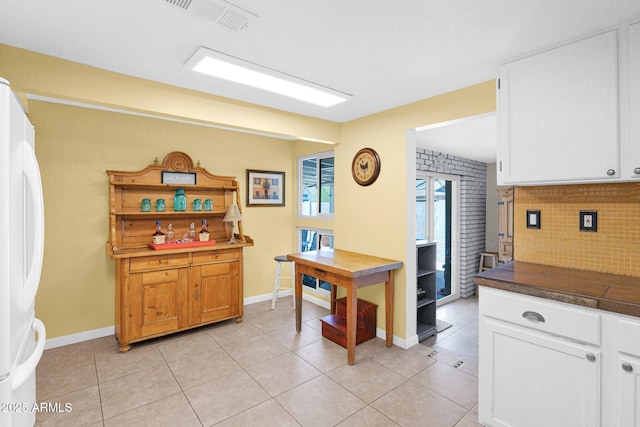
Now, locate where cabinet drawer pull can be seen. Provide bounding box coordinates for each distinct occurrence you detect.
[607,169,616,176]
[634,167,640,175]
[622,362,634,372]
[586,353,596,362]
[314,269,327,277]
[522,311,545,323]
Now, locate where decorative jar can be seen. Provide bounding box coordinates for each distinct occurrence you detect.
[156,198,166,212]
[141,198,151,212]
[174,188,187,211]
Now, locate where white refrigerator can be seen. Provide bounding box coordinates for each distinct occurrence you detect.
[0,78,46,427]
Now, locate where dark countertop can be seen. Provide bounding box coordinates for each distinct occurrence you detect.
[475,261,640,317]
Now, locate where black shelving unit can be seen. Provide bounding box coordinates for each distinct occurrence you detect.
[416,241,437,341]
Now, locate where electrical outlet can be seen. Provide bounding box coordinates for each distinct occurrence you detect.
[580,211,597,232]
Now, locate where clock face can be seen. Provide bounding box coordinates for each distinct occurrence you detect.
[352,148,381,186]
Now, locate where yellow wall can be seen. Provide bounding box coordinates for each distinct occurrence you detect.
[339,82,496,337]
[28,100,301,338]
[514,183,640,276]
[2,43,497,342]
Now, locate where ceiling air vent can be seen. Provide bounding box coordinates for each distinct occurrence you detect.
[165,0,257,32]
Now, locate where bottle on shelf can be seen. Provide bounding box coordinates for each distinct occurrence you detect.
[199,219,210,241]
[166,223,175,243]
[188,222,197,242]
[152,220,165,245]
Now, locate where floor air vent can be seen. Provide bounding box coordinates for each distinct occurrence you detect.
[165,0,257,32]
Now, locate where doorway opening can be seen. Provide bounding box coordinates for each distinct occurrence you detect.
[416,173,460,304]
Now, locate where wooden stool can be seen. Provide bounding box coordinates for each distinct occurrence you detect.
[479,252,499,272]
[272,255,295,310]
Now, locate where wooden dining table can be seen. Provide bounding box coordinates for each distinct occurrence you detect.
[287,249,403,365]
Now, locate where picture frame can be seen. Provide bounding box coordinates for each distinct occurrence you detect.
[526,210,541,229]
[246,170,285,207]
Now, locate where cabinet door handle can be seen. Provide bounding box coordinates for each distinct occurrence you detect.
[634,167,640,175]
[622,362,634,372]
[194,290,199,300]
[586,353,596,362]
[522,311,545,323]
[607,169,616,176]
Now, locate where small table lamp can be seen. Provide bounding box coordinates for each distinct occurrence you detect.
[223,205,243,244]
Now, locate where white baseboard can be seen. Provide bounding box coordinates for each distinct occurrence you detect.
[44,293,406,349]
[402,334,420,349]
[376,327,410,349]
[243,290,331,310]
[45,326,114,350]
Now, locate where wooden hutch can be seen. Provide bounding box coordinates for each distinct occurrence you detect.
[106,152,253,352]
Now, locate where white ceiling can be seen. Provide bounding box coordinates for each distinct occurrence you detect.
[415,113,497,163]
[1,0,639,161]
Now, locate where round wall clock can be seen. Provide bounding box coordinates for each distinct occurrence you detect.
[351,147,381,186]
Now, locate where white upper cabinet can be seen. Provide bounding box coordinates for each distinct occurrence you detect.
[626,22,640,179]
[498,30,620,185]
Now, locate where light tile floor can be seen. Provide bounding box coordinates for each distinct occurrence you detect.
[35,296,480,426]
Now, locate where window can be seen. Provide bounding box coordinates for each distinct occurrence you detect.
[297,227,334,293]
[298,152,334,218]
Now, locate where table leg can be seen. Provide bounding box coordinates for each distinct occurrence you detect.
[330,284,337,314]
[346,285,357,365]
[385,272,394,347]
[295,266,302,333]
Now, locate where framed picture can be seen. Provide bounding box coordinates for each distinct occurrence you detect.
[246,170,285,207]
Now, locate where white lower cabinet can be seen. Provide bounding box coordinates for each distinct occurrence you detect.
[480,319,600,427]
[609,315,640,426]
[479,288,601,427]
[617,356,640,426]
[480,287,640,427]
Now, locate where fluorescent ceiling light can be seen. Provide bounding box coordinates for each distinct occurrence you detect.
[186,47,350,107]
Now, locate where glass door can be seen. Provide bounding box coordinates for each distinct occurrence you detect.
[416,173,459,304]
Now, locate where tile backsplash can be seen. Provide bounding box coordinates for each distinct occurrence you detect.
[514,183,640,277]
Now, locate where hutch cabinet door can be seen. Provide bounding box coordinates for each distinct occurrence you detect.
[191,261,240,325]
[128,268,189,339]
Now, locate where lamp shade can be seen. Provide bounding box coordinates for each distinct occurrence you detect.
[223,205,243,222]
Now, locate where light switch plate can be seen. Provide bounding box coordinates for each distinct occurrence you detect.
[527,210,541,229]
[580,211,597,232]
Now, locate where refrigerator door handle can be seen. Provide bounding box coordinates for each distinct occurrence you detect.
[12,318,46,390]
[22,140,44,314]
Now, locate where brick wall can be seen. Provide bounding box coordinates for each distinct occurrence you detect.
[416,149,487,297]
